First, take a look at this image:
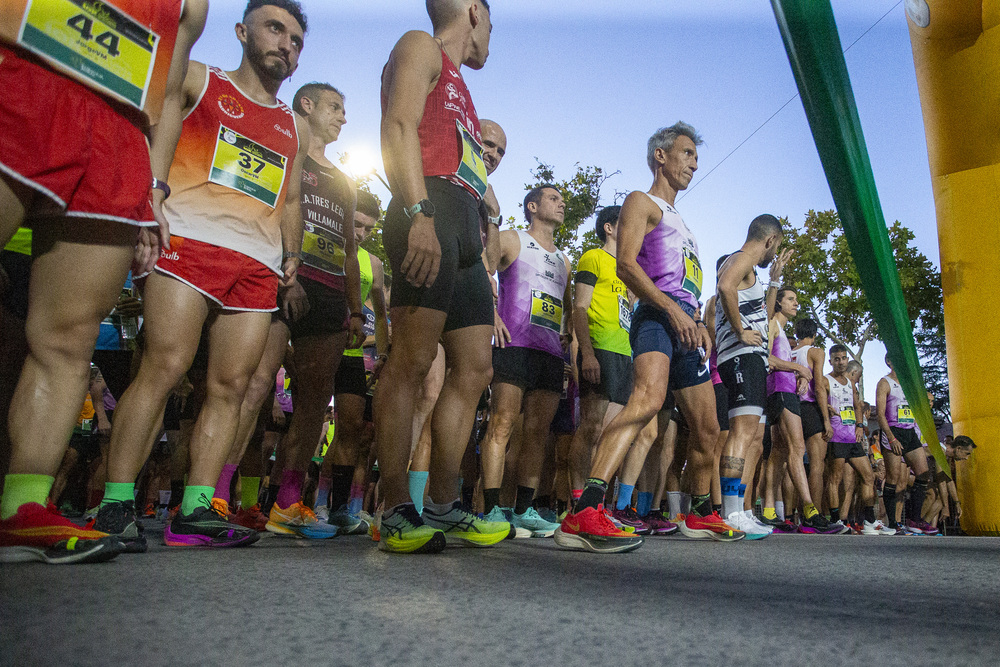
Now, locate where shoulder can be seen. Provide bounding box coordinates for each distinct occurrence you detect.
[390,31,442,67]
[577,248,600,270]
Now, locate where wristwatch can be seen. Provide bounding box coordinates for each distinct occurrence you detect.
[404,199,435,220]
[283,251,303,261]
[151,178,171,200]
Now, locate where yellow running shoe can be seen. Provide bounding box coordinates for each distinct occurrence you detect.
[422,501,514,547]
[266,501,338,539]
[377,504,445,554]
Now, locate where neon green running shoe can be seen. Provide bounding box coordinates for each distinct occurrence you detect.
[377,504,446,554]
[422,501,514,547]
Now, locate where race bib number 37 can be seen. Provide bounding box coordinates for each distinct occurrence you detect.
[530,290,562,333]
[17,0,159,110]
[210,125,288,208]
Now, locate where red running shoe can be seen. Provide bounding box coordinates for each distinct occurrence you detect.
[554,506,644,553]
[678,511,745,541]
[232,504,269,532]
[0,502,124,564]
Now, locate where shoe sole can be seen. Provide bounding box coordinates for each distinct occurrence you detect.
[512,526,534,539]
[513,527,556,538]
[0,537,124,564]
[444,525,516,547]
[163,529,260,548]
[679,523,746,542]
[378,530,447,554]
[553,528,644,553]
[649,527,679,536]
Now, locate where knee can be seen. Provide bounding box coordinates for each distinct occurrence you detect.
[389,344,438,384]
[206,370,252,404]
[486,411,517,445]
[914,471,932,487]
[25,314,100,365]
[244,371,275,408]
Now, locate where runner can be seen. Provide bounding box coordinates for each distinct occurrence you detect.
[480,185,573,538]
[557,122,742,553]
[790,317,833,517]
[0,0,206,563]
[95,0,309,550]
[376,0,512,552]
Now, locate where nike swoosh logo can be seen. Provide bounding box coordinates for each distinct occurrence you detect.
[565,521,580,532]
[698,367,709,377]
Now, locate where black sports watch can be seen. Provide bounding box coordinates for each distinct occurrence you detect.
[404,199,435,220]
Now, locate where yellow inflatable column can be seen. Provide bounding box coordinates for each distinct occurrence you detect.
[907,0,1000,535]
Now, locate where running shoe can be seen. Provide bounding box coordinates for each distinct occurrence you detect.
[377,503,446,554]
[536,507,560,524]
[328,506,369,535]
[679,512,745,541]
[726,510,770,540]
[484,507,518,539]
[643,509,679,536]
[266,501,339,539]
[231,504,268,532]
[554,506,644,553]
[610,507,652,535]
[602,506,636,534]
[821,519,852,535]
[422,501,514,547]
[211,497,233,520]
[0,502,124,564]
[801,512,840,534]
[313,505,330,523]
[759,515,798,533]
[46,501,62,516]
[907,519,938,536]
[94,500,148,553]
[511,507,561,538]
[143,503,156,518]
[861,519,896,535]
[164,502,260,548]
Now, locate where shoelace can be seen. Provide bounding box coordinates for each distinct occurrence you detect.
[299,504,319,523]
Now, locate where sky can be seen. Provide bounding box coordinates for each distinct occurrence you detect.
[191,0,939,403]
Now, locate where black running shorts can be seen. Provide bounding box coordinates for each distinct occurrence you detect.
[886,426,923,455]
[334,354,368,398]
[578,348,633,406]
[280,276,348,339]
[800,400,825,439]
[766,391,801,424]
[714,382,729,432]
[829,440,867,460]
[719,353,767,420]
[492,346,563,394]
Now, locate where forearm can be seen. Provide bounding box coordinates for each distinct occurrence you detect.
[617,260,680,317]
[280,200,303,255]
[382,121,429,209]
[573,308,595,358]
[484,223,500,274]
[343,246,362,315]
[767,355,801,373]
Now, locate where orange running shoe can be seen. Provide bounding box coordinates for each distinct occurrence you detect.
[679,511,745,541]
[0,502,124,564]
[554,506,644,553]
[232,504,268,532]
[143,503,156,518]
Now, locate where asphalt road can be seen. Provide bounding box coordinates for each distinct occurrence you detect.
[2,522,998,667]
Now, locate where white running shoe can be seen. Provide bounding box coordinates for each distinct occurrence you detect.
[748,510,773,531]
[862,519,896,535]
[727,510,771,540]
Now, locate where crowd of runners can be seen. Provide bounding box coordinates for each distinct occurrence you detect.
[0,0,977,564]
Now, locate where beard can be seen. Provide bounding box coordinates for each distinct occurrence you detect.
[246,36,291,81]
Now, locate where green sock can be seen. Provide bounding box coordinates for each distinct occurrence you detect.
[102,482,135,506]
[180,485,215,515]
[0,474,54,519]
[804,503,819,519]
[241,476,261,510]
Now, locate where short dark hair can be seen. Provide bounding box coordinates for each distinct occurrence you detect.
[595,206,621,243]
[747,214,782,241]
[523,184,559,223]
[292,82,343,116]
[244,0,307,33]
[794,317,817,340]
[356,190,381,221]
[830,344,848,357]
[953,435,977,449]
[774,287,794,314]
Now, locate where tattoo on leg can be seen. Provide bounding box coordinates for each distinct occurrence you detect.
[721,456,745,476]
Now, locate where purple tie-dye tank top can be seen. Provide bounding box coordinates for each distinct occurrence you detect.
[497,230,568,357]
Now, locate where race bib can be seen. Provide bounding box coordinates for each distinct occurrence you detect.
[17,0,159,110]
[530,290,562,333]
[453,120,488,199]
[301,223,346,275]
[682,247,703,300]
[618,294,632,331]
[209,125,288,208]
[897,405,915,425]
[839,406,856,426]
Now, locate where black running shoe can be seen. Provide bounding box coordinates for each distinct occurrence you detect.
[94,500,147,553]
[164,503,259,548]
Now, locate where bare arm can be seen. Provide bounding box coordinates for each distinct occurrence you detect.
[370,256,390,358]
[874,378,902,455]
[560,256,573,348]
[90,373,111,436]
[482,185,501,272]
[276,114,311,287]
[717,252,763,349]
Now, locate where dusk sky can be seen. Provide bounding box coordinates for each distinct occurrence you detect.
[192,0,936,402]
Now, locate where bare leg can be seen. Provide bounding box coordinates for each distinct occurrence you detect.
[672,381,721,500]
[480,382,525,491]
[409,344,445,470]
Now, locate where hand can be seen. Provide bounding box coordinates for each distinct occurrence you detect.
[794,363,813,380]
[115,295,143,318]
[134,226,162,276]
[890,437,903,456]
[955,502,962,519]
[95,416,112,437]
[581,351,601,386]
[737,328,763,347]
[493,308,510,348]
[346,315,365,349]
[666,304,700,352]
[271,400,285,426]
[280,280,310,322]
[769,248,794,283]
[560,332,572,352]
[796,376,808,395]
[856,426,865,444]
[484,184,500,219]
[281,256,300,288]
[823,420,833,442]
[372,355,387,382]
[696,325,712,363]
[402,217,440,288]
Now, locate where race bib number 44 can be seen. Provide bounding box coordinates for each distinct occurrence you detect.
[682,247,703,300]
[17,0,159,110]
[530,290,562,333]
[210,125,288,208]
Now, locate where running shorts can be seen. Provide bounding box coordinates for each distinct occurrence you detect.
[629,296,709,391]
[800,400,825,440]
[492,346,563,394]
[280,275,348,339]
[0,46,154,225]
[578,348,633,405]
[885,426,923,455]
[766,391,801,424]
[384,177,492,332]
[829,440,867,461]
[551,393,578,435]
[714,382,729,432]
[0,249,30,320]
[718,354,767,420]
[155,236,278,312]
[334,354,368,398]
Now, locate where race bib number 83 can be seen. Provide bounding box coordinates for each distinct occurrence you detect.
[209,125,288,208]
[530,290,562,333]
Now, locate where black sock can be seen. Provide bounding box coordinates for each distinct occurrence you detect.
[712,503,723,515]
[168,481,184,510]
[692,493,712,517]
[909,475,930,523]
[514,486,535,515]
[263,483,281,515]
[329,465,354,511]
[882,484,897,527]
[484,488,502,514]
[534,494,551,510]
[461,485,474,510]
[830,507,840,522]
[556,499,567,515]
[864,505,876,524]
[576,479,609,512]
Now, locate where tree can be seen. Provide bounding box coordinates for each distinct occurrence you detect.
[914,295,950,423]
[781,210,944,398]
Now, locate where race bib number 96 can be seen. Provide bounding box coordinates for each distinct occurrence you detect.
[530,290,562,333]
[209,126,288,208]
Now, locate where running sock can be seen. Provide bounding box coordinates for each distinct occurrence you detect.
[803,503,820,519]
[407,470,429,515]
[168,480,184,510]
[180,485,215,515]
[274,470,305,510]
[909,473,931,521]
[830,507,840,522]
[636,492,653,518]
[101,482,135,507]
[461,485,475,509]
[329,465,354,511]
[213,464,238,504]
[315,476,332,509]
[264,483,281,513]
[0,474,53,519]
[691,493,712,517]
[241,476,261,510]
[483,488,502,514]
[534,494,551,511]
[681,493,692,515]
[738,483,749,511]
[712,504,723,515]
[576,479,609,512]
[775,501,785,521]
[514,486,535,515]
[424,498,457,516]
[556,499,568,515]
[721,477,741,518]
[864,505,877,524]
[667,491,682,518]
[159,490,171,507]
[615,483,635,511]
[348,483,365,516]
[882,484,898,527]
[763,507,778,521]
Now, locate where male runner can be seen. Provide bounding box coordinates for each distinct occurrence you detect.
[824,347,891,534]
[0,0,206,563]
[790,317,833,512]
[377,0,511,553]
[479,185,572,538]
[875,354,938,534]
[761,288,837,532]
[96,0,310,549]
[557,122,742,553]
[713,215,789,538]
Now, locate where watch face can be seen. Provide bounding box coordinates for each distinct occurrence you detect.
[420,199,436,217]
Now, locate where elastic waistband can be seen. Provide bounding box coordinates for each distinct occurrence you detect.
[638,292,696,317]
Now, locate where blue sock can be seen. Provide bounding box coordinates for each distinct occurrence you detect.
[616,483,635,511]
[408,470,429,515]
[636,491,653,518]
[721,476,742,518]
